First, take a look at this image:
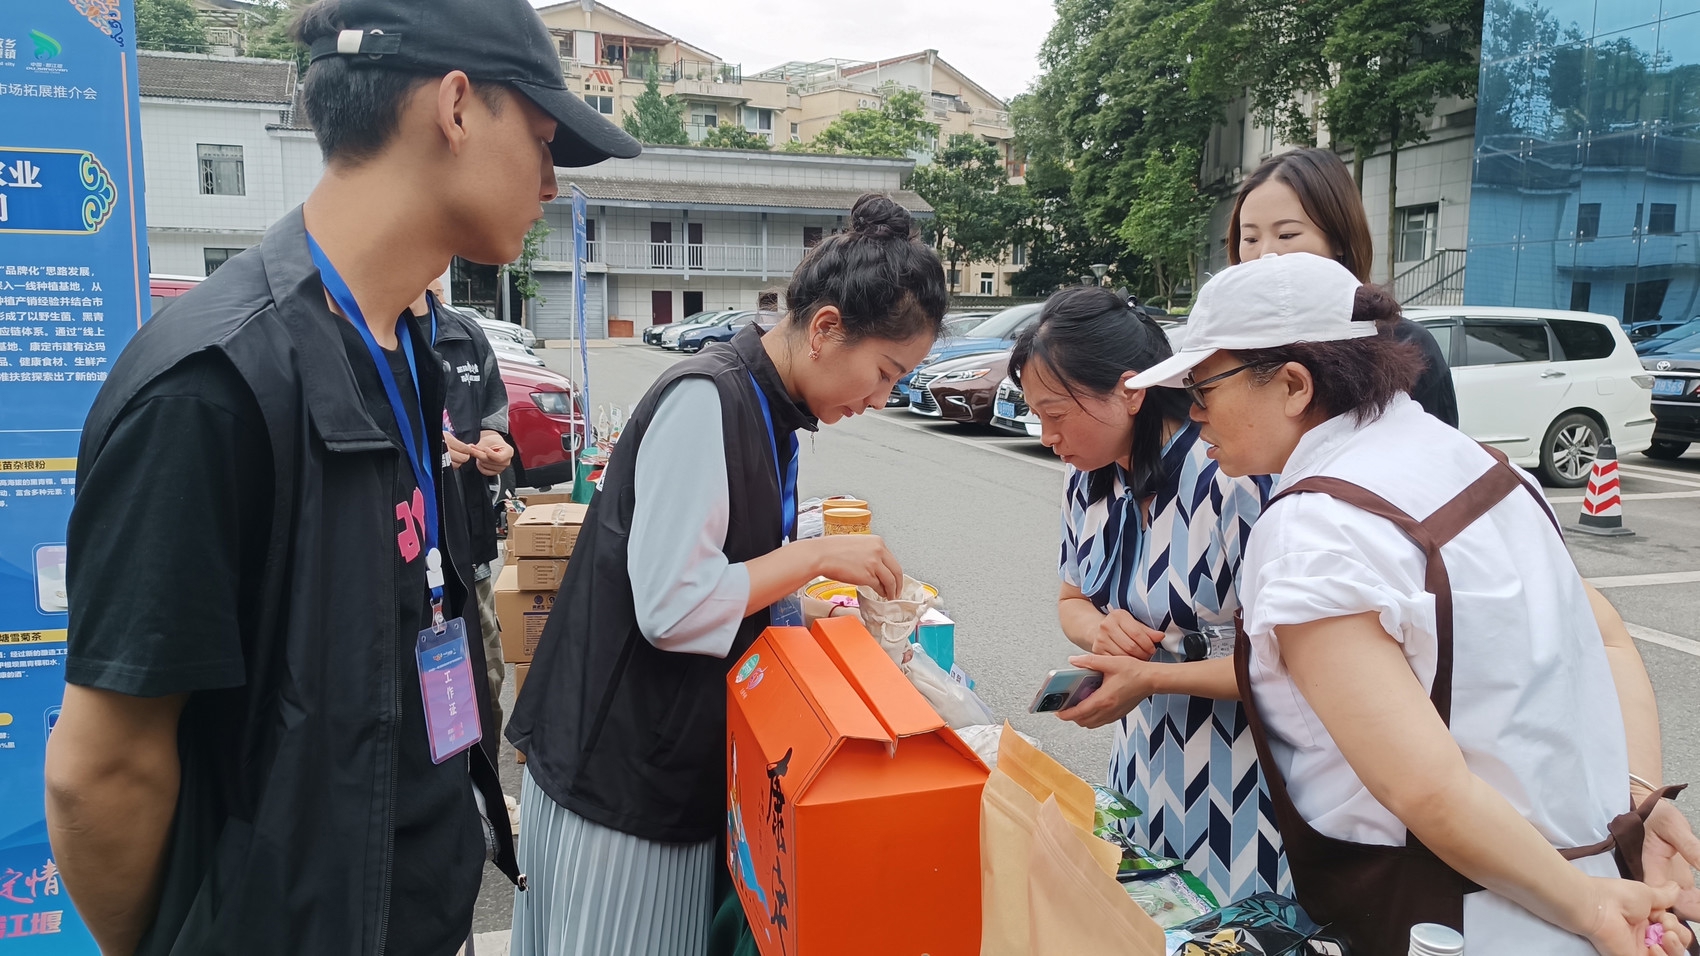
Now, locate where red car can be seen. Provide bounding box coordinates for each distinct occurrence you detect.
[149,274,200,313]
[498,358,584,491]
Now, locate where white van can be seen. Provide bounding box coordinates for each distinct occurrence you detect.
[1406,307,1656,487]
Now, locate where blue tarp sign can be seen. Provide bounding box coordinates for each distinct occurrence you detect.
[0,1,147,952]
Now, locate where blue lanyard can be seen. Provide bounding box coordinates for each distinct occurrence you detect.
[748,372,798,542]
[306,233,447,626]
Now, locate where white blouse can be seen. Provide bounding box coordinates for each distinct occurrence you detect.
[627,376,751,657]
[1238,394,1629,952]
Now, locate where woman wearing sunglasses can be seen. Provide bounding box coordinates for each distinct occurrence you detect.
[1122,251,1692,955]
[1016,286,1287,904]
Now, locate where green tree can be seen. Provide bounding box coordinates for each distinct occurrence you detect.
[239,0,310,69]
[1118,146,1213,303]
[136,0,208,53]
[1205,0,1341,146]
[1321,0,1483,276]
[506,220,551,325]
[802,88,935,157]
[700,124,772,150]
[621,75,689,146]
[909,134,1026,294]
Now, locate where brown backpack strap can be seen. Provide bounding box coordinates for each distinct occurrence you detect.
[1269,450,1544,725]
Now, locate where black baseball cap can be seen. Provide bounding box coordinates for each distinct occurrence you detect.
[306,0,642,167]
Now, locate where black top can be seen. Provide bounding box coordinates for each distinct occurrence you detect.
[433,304,507,569]
[69,320,482,956]
[507,324,817,843]
[67,207,512,956]
[1392,317,1460,428]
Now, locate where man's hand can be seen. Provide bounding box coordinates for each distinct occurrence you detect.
[1055,654,1158,729]
[473,431,513,477]
[444,431,472,467]
[1093,608,1161,659]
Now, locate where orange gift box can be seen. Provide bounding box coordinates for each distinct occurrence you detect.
[725,616,989,956]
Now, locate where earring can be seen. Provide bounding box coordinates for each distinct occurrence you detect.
[809,347,820,360]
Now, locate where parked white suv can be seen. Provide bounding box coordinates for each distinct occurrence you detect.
[1406,307,1656,487]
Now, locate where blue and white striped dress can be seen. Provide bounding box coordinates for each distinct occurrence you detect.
[1059,422,1290,904]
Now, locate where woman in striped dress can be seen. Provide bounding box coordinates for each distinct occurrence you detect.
[1009,286,1289,904]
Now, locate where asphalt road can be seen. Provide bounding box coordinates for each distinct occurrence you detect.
[469,341,1700,941]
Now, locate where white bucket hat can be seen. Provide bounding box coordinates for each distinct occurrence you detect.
[1126,252,1368,390]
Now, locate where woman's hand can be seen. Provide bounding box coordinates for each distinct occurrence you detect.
[806,535,902,601]
[1055,654,1158,729]
[1577,878,1691,956]
[1640,799,1700,920]
[1093,609,1161,659]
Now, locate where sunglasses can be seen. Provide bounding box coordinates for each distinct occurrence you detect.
[1181,363,1253,410]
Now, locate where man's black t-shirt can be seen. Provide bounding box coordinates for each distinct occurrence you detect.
[1392,317,1461,428]
[67,315,483,955]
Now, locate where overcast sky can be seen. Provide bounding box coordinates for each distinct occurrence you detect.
[535,0,1056,102]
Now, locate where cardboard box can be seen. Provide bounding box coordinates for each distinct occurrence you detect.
[494,563,557,662]
[512,663,529,764]
[515,558,569,591]
[509,503,588,558]
[523,491,576,507]
[726,617,988,955]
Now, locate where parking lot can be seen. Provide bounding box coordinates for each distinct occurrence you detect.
[469,339,1700,941]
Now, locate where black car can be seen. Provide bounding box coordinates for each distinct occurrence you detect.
[1643,331,1700,459]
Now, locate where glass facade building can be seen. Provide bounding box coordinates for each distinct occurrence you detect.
[1466,0,1700,326]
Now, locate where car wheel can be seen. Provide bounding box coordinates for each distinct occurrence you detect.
[1539,412,1602,487]
[1644,439,1691,460]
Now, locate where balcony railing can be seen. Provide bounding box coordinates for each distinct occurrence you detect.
[971,107,1013,130]
[539,238,809,276]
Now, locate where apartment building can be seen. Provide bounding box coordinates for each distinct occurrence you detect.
[530,146,931,339]
[1197,94,1477,306]
[534,0,797,147]
[135,51,322,278]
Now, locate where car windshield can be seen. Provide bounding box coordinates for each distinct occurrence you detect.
[1649,330,1700,354]
[966,303,1044,339]
[1639,318,1700,348]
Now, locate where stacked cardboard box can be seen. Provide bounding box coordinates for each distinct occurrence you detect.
[498,497,584,764]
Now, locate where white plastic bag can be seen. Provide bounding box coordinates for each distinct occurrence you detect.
[903,642,997,729]
[857,574,937,665]
[956,723,1040,769]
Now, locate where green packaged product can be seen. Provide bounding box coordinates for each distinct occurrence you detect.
[1123,872,1216,929]
[1092,785,1143,832]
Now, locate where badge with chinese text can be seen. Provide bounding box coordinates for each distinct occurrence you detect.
[415,617,481,764]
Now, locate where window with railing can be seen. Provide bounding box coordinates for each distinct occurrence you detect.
[197,144,245,196]
[1397,203,1438,263]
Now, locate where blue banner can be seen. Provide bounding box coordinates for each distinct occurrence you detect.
[571,185,589,441]
[0,1,146,952]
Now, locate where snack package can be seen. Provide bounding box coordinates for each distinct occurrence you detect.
[954,723,1040,769]
[901,642,996,729]
[1123,873,1216,929]
[1172,894,1344,956]
[1098,828,1187,879]
[1093,784,1144,831]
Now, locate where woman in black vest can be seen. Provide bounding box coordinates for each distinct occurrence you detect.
[506,194,949,956]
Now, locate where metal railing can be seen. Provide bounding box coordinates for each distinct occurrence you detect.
[971,107,1013,130]
[1395,248,1467,307]
[539,238,809,275]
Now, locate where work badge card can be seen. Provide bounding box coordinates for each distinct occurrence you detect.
[416,618,482,763]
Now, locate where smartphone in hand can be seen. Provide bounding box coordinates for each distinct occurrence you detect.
[1028,668,1104,714]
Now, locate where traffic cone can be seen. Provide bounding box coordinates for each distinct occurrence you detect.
[1572,437,1635,537]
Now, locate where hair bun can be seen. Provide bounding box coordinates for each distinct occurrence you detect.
[849,193,913,240]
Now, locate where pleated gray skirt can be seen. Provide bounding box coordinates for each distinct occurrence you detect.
[510,767,717,956]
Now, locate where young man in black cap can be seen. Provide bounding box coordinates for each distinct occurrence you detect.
[42,1,638,953]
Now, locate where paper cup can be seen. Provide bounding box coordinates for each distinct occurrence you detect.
[823,496,868,511]
[823,507,872,535]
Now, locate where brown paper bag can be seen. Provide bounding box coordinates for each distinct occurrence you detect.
[981,724,1162,956]
[1029,796,1166,956]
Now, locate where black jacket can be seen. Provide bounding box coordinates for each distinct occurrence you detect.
[431,301,507,568]
[1393,317,1460,428]
[506,324,815,843]
[77,208,517,954]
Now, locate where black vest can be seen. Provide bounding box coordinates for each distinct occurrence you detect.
[505,324,814,843]
[78,209,516,955]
